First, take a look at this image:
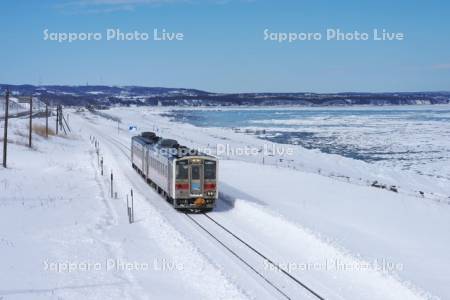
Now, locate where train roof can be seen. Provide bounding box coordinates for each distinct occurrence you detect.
[132,132,215,160]
[158,139,179,148]
[132,135,159,145]
[141,131,157,139]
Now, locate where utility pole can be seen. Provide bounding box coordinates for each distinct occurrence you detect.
[28,96,32,148]
[55,106,59,135]
[59,106,63,131]
[3,88,9,168]
[45,103,49,138]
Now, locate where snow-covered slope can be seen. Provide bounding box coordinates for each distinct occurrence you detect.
[0,116,251,300]
[84,107,449,299]
[1,107,449,299]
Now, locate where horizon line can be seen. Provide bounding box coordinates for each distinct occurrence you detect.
[1,83,449,95]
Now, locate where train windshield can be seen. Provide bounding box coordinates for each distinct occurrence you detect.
[204,160,216,180]
[191,165,201,180]
[176,161,189,180]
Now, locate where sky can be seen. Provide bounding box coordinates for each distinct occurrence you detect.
[0,0,449,93]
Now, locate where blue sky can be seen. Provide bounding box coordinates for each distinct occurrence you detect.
[1,0,449,92]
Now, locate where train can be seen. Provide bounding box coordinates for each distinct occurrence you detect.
[131,132,218,211]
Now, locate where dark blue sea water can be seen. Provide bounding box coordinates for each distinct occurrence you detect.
[165,106,450,177]
[167,106,450,128]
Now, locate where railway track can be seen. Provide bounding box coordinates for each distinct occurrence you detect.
[92,128,325,300]
[186,213,324,300]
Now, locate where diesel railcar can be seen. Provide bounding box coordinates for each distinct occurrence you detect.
[131,132,218,211]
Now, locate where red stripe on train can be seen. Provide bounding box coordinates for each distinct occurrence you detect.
[204,183,216,190]
[175,183,189,190]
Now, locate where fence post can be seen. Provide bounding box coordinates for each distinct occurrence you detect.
[101,157,103,175]
[131,189,134,223]
[110,171,114,198]
[127,194,131,223]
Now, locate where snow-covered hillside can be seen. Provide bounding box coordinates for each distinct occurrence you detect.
[0,116,251,300]
[1,107,449,300]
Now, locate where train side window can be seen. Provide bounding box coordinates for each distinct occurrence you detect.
[204,160,216,180]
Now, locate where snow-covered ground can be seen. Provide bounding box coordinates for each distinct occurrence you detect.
[1,106,449,300]
[0,116,252,300]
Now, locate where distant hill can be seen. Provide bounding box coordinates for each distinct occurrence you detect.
[1,84,449,107]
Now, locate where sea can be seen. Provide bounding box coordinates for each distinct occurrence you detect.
[165,105,450,180]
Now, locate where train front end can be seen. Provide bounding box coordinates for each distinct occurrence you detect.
[173,156,218,211]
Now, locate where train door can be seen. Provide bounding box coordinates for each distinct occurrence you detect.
[190,164,203,195]
[144,146,149,178]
